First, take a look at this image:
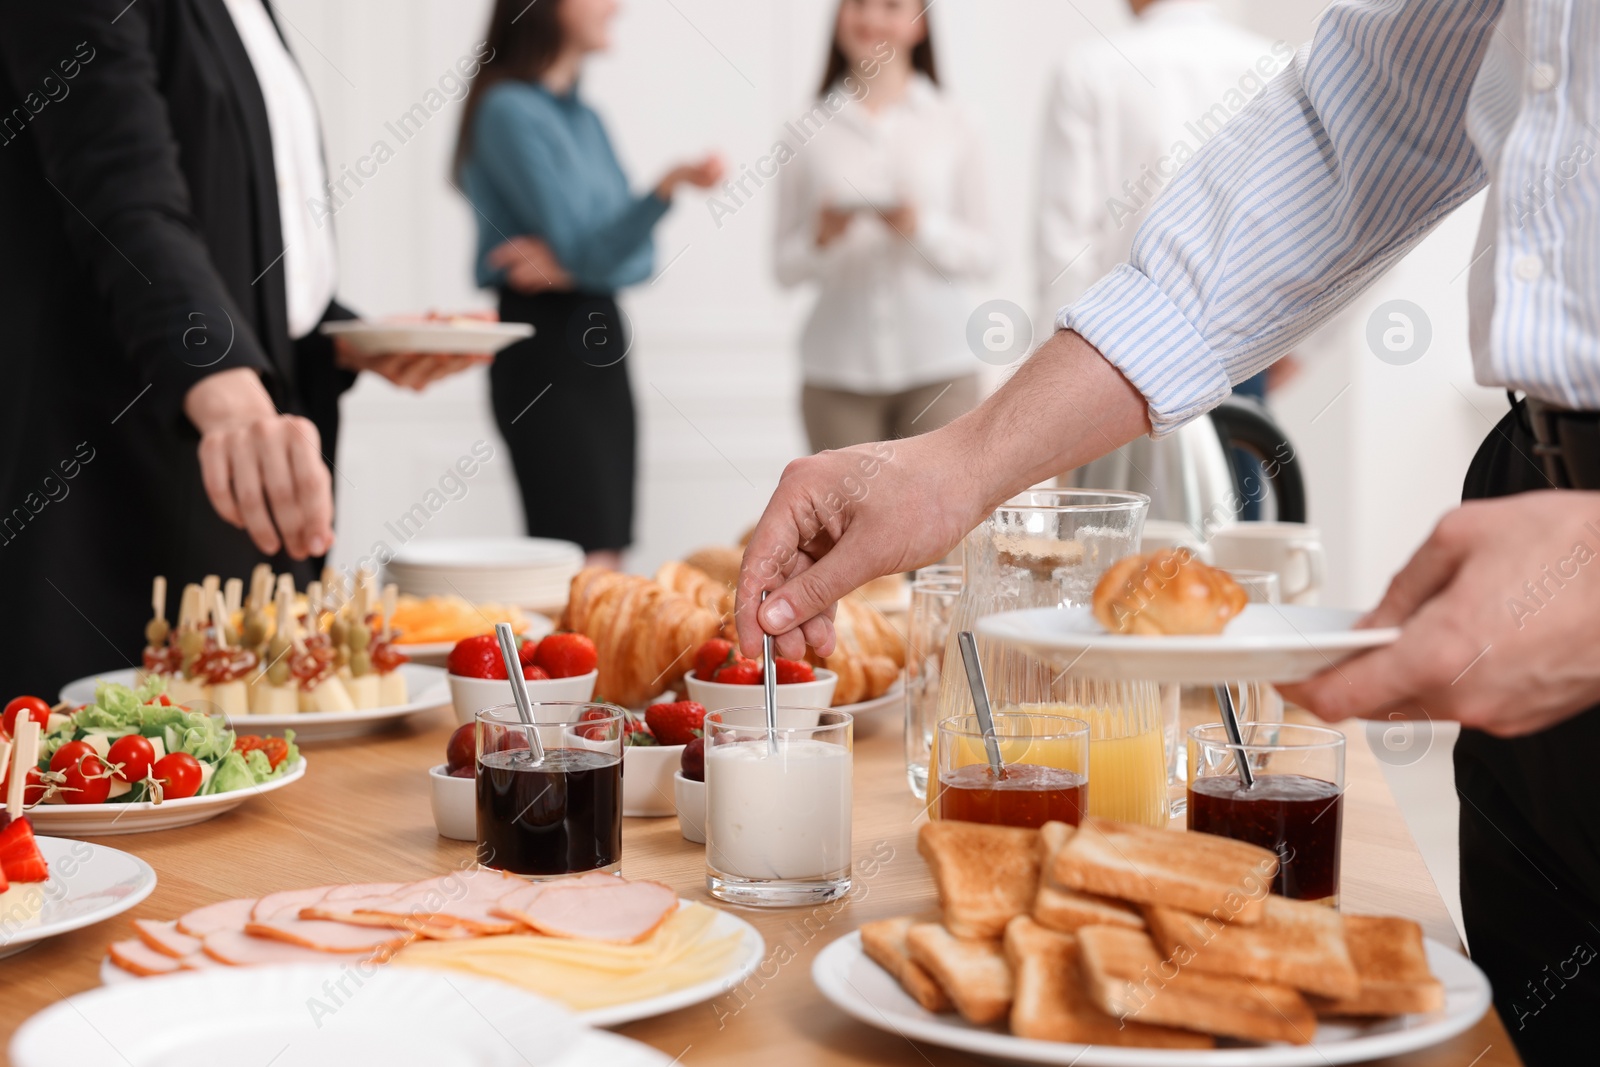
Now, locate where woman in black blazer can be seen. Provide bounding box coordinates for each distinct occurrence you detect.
[0,0,464,693]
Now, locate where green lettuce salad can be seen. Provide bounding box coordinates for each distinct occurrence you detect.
[39,676,300,802]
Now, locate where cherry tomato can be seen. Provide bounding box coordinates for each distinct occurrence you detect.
[153,753,203,800]
[3,696,51,738]
[51,741,112,804]
[108,735,156,783]
[0,764,48,806]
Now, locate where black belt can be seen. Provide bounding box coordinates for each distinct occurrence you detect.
[1513,393,1600,490]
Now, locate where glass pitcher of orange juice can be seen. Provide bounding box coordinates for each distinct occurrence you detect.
[928,489,1169,827]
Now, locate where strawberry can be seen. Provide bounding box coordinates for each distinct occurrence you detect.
[534,633,599,679]
[644,701,707,747]
[712,659,762,685]
[518,638,540,667]
[680,735,705,782]
[0,817,49,884]
[447,634,507,680]
[693,639,735,682]
[522,664,550,681]
[774,658,816,684]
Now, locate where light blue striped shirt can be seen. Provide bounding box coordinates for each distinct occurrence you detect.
[1061,0,1600,435]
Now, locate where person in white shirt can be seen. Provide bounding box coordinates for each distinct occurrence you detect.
[774,0,996,453]
[1035,0,1290,318]
[740,4,1600,1055]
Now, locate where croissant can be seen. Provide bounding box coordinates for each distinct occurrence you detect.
[562,568,722,707]
[1092,549,1247,636]
[654,561,733,620]
[811,593,907,705]
[681,546,742,589]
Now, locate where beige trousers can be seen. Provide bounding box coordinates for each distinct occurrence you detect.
[801,375,979,453]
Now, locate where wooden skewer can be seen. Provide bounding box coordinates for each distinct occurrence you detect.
[249,563,273,612]
[224,577,243,618]
[279,587,306,655]
[201,574,220,611]
[6,720,41,818]
[211,590,232,650]
[152,576,167,624]
[307,581,323,636]
[382,583,398,642]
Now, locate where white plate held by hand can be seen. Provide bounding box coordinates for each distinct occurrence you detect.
[0,837,156,959]
[813,931,1490,1066]
[977,604,1399,684]
[319,318,532,355]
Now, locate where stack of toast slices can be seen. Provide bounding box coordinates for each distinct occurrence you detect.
[858,818,1446,1049]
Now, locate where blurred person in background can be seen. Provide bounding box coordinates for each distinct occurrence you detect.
[1035,0,1296,515]
[0,0,474,694]
[456,0,724,571]
[774,0,996,454]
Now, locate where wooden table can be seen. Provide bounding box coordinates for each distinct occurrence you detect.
[0,704,1522,1066]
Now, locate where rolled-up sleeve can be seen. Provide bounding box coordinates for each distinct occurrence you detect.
[1059,0,1501,435]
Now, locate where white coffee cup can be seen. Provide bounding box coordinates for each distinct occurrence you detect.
[1209,522,1326,605]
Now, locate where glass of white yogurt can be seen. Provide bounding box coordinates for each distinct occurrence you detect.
[704,706,853,906]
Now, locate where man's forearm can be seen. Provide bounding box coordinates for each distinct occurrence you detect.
[949,329,1151,513]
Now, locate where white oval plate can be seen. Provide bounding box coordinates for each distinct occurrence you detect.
[26,758,306,837]
[0,837,156,959]
[813,931,1490,1066]
[99,900,765,1030]
[60,664,450,742]
[319,318,533,355]
[18,963,580,1067]
[977,605,1400,684]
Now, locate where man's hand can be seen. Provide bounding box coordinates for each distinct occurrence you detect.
[335,339,489,391]
[488,236,572,294]
[735,329,1151,661]
[735,435,986,661]
[1280,491,1600,737]
[815,206,853,248]
[876,201,918,239]
[185,367,333,559]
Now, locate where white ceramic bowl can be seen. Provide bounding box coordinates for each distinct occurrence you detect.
[428,763,476,841]
[622,743,683,817]
[448,670,598,725]
[681,668,836,714]
[674,771,705,843]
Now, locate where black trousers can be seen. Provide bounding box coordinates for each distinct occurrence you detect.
[1458,403,1600,1064]
[490,289,636,553]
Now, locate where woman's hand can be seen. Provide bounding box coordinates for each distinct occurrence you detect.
[876,201,918,238]
[815,206,854,247]
[335,340,489,391]
[656,154,727,199]
[488,236,572,294]
[184,367,334,560]
[1279,491,1600,737]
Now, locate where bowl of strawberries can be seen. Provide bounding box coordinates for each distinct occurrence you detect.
[447,632,599,725]
[681,639,837,713]
[603,699,709,818]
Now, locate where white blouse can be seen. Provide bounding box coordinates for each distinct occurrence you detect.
[223,0,338,340]
[774,74,996,394]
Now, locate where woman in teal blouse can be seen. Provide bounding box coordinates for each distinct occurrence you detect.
[456,0,721,567]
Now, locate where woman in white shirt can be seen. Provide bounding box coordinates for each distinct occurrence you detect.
[775,0,996,452]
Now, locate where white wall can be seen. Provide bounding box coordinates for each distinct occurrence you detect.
[279,0,1502,608]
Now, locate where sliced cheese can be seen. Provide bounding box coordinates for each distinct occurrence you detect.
[82,734,112,760]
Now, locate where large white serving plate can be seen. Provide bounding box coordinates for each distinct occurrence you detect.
[319,318,533,355]
[813,931,1490,1066]
[977,604,1400,683]
[26,759,306,837]
[16,964,579,1067]
[99,900,765,1030]
[60,664,450,742]
[0,837,157,960]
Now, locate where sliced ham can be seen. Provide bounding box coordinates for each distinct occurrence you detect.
[178,951,219,970]
[321,881,409,901]
[251,885,334,922]
[318,870,525,936]
[202,929,384,967]
[108,938,185,977]
[244,918,412,954]
[495,879,677,944]
[176,897,258,937]
[133,919,202,959]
